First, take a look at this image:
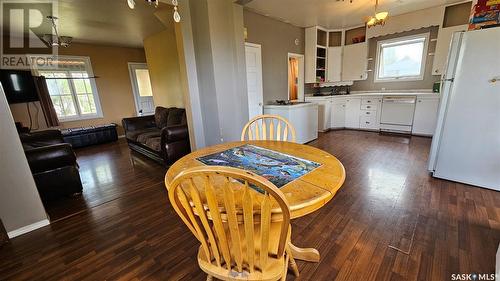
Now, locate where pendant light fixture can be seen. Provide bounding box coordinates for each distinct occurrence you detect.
[366,0,389,28]
[41,16,72,48]
[172,0,180,22]
[128,0,158,9]
[127,0,179,23]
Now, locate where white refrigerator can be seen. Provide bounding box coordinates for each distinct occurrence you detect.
[428,27,500,190]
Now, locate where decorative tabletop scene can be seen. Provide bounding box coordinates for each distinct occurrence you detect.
[197,144,321,188]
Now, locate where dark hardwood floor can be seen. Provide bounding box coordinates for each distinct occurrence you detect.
[44,140,167,221]
[2,130,500,280]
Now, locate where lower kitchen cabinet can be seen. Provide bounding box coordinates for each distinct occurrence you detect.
[331,98,346,128]
[345,98,361,128]
[412,97,440,136]
[306,94,439,136]
[305,97,332,131]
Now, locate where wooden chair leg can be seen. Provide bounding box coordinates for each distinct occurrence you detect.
[287,248,300,277]
[281,253,290,281]
[206,275,213,281]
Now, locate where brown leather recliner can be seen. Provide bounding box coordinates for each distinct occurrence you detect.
[20,130,83,201]
[122,107,191,165]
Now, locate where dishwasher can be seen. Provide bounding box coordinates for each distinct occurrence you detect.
[380,96,416,133]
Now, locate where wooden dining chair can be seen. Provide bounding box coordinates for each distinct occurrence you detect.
[166,166,299,281]
[241,115,297,142]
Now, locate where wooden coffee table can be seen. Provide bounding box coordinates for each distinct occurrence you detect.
[165,140,346,262]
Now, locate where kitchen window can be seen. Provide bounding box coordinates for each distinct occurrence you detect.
[374,33,429,82]
[31,56,103,121]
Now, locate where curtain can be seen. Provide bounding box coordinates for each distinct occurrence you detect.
[33,76,59,127]
[288,58,298,100]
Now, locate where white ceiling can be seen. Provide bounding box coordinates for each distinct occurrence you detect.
[53,0,167,48]
[244,0,466,29]
[3,0,169,48]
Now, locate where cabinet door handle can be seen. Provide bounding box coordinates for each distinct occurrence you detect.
[367,101,371,103]
[366,121,370,124]
[366,112,370,114]
[367,106,371,109]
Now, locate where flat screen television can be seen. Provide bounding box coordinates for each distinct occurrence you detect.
[0,70,39,104]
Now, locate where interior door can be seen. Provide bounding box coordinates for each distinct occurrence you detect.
[245,43,264,120]
[128,63,155,116]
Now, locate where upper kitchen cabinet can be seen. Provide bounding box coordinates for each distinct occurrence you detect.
[342,42,368,81]
[306,25,368,84]
[305,26,329,83]
[343,26,368,81]
[327,46,342,82]
[327,31,343,83]
[432,2,472,76]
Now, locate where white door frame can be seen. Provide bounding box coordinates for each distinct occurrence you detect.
[245,42,264,120]
[128,62,153,115]
[287,53,305,101]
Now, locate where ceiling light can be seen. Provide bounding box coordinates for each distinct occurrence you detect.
[366,0,389,28]
[127,0,180,23]
[375,11,388,21]
[127,0,135,9]
[40,16,73,48]
[172,0,180,22]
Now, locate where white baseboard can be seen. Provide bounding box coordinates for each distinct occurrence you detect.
[7,219,50,239]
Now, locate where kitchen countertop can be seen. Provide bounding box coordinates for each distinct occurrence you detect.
[306,90,439,98]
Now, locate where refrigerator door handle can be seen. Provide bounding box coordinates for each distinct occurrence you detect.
[442,78,454,82]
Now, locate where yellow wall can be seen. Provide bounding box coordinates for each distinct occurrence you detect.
[144,29,184,108]
[9,43,146,135]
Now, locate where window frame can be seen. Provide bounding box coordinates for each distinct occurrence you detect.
[30,55,103,122]
[374,33,430,83]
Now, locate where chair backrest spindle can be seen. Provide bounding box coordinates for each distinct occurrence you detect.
[241,114,296,142]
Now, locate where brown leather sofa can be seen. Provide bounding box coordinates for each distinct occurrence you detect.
[122,107,191,165]
[20,130,83,201]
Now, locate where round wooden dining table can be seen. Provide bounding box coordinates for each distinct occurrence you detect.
[165,140,346,263]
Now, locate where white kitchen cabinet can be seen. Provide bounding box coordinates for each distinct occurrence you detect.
[317,99,332,131]
[305,97,332,131]
[327,46,342,82]
[305,26,328,83]
[331,97,346,128]
[345,97,361,128]
[432,24,468,76]
[412,96,440,136]
[305,27,317,83]
[264,103,318,143]
[342,42,368,81]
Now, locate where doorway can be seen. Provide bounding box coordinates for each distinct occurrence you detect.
[288,53,304,101]
[128,63,155,116]
[244,43,264,120]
